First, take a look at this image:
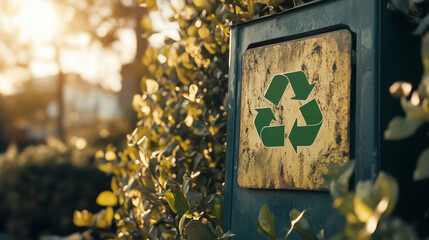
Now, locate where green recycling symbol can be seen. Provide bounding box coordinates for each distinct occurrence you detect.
[254,71,323,152]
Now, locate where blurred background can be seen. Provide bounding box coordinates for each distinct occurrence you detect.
[0,0,144,150]
[0,0,153,238]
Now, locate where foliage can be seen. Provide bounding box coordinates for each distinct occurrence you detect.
[258,160,420,240]
[0,0,138,153]
[0,0,136,91]
[74,0,311,239]
[0,138,110,239]
[386,0,429,181]
[258,1,429,240]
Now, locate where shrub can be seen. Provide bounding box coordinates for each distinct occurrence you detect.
[0,138,110,239]
[74,0,307,239]
[258,1,429,239]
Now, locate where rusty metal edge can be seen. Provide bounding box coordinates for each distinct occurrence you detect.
[228,0,330,28]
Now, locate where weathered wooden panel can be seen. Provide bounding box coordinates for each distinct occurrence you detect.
[238,29,352,190]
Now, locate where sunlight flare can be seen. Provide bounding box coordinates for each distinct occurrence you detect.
[13,0,62,44]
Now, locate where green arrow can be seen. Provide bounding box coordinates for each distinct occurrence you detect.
[288,121,322,152]
[288,99,323,152]
[299,99,323,125]
[286,71,316,101]
[261,126,285,147]
[254,108,276,135]
[264,74,289,106]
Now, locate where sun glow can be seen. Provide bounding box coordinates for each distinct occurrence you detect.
[13,0,61,44]
[0,0,137,95]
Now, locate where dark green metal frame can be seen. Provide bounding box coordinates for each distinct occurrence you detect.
[225,0,426,239]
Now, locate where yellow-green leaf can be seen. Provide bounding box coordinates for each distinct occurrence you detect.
[184,220,216,240]
[187,25,197,37]
[180,52,193,69]
[105,150,117,161]
[193,0,212,11]
[132,94,142,112]
[384,116,424,140]
[143,79,159,94]
[414,148,429,180]
[176,67,191,84]
[258,205,275,237]
[139,0,158,10]
[198,27,211,39]
[164,191,190,215]
[96,207,114,228]
[97,162,113,173]
[333,193,359,223]
[288,209,317,240]
[353,196,373,222]
[111,178,118,192]
[203,42,217,54]
[140,14,152,31]
[371,172,398,216]
[73,210,93,227]
[189,84,198,97]
[206,194,223,225]
[96,191,118,207]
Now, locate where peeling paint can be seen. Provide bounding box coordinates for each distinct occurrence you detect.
[237,30,352,190]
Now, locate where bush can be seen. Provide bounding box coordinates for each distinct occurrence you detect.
[258,1,429,239]
[74,0,307,239]
[0,138,110,239]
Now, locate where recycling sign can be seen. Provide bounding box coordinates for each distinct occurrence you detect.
[254,71,323,152]
[238,30,351,190]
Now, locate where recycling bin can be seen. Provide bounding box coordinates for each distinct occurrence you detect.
[224,0,428,239]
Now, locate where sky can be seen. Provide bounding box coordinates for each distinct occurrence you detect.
[147,0,180,48]
[0,0,137,95]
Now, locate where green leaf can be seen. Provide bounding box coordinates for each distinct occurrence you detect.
[337,160,356,185]
[187,191,203,206]
[257,222,267,234]
[176,66,191,84]
[353,196,373,222]
[161,230,176,240]
[182,179,190,195]
[371,172,399,216]
[415,12,429,35]
[207,194,224,225]
[258,205,275,237]
[355,180,373,201]
[192,120,210,136]
[414,148,429,180]
[218,231,236,239]
[193,154,204,171]
[164,191,190,215]
[327,180,348,200]
[384,116,424,140]
[401,97,428,120]
[389,0,409,14]
[193,0,212,11]
[184,220,216,240]
[179,213,187,235]
[333,193,357,222]
[324,160,355,200]
[288,209,317,240]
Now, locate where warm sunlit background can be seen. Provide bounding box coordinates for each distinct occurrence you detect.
[0,0,180,238]
[0,0,144,150]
